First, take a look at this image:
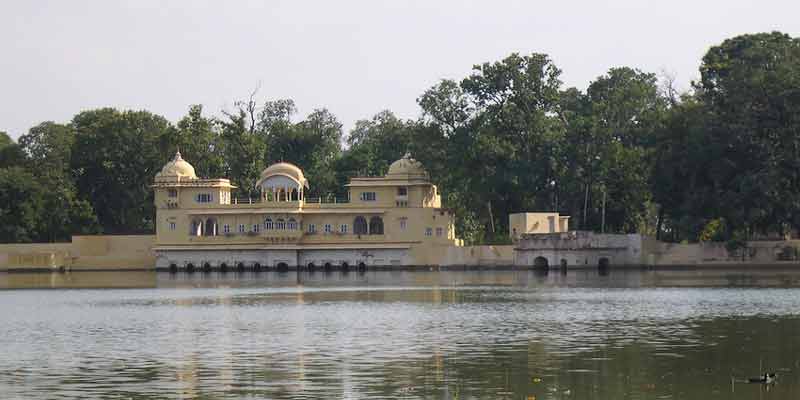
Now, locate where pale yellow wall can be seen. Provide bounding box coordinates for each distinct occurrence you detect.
[509,213,567,238]
[0,235,155,270]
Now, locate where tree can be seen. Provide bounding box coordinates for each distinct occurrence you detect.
[71,108,171,233]
[696,31,800,237]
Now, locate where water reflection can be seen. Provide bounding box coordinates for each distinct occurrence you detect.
[0,269,799,399]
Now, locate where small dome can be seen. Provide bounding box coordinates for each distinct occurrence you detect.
[155,151,197,180]
[387,152,428,178]
[258,162,308,188]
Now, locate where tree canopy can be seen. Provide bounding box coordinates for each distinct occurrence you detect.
[1,31,798,244]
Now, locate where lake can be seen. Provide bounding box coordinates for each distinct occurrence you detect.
[1,269,799,399]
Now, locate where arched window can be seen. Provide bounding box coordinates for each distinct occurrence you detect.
[287,218,297,230]
[290,188,298,201]
[369,216,384,235]
[204,218,217,236]
[276,218,286,230]
[264,218,273,230]
[354,216,368,235]
[191,219,204,236]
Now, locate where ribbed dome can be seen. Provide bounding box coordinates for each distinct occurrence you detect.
[155,151,197,180]
[387,152,428,178]
[258,162,308,188]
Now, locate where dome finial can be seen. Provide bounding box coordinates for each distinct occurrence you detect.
[174,146,183,161]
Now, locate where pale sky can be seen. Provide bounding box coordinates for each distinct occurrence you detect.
[1,0,798,139]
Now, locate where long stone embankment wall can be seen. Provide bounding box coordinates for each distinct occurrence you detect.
[643,237,800,267]
[0,235,156,271]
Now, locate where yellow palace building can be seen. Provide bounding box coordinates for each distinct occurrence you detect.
[152,151,463,271]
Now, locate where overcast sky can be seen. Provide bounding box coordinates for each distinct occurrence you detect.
[1,0,798,139]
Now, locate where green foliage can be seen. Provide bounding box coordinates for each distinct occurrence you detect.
[2,31,800,245]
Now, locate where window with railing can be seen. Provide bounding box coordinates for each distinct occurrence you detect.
[307,223,316,234]
[360,192,376,201]
[397,187,407,196]
[169,222,176,231]
[196,193,213,203]
[238,224,245,233]
[324,224,332,233]
[253,224,260,233]
[223,224,230,234]
[425,227,433,236]
[288,218,297,230]
[276,218,286,230]
[168,189,177,198]
[340,224,348,234]
[264,218,273,230]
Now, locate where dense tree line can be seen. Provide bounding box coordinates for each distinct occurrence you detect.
[1,32,798,244]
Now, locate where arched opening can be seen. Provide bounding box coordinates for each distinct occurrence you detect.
[219,262,228,272]
[354,216,368,235]
[252,262,262,272]
[264,218,273,230]
[598,257,610,273]
[307,262,316,272]
[287,218,297,230]
[186,263,195,273]
[560,259,568,270]
[324,262,333,271]
[191,219,204,236]
[341,262,349,272]
[236,262,245,272]
[369,216,384,235]
[276,218,286,230]
[357,262,367,271]
[533,256,549,269]
[169,263,178,273]
[276,262,289,272]
[290,188,299,201]
[204,219,217,236]
[202,262,212,272]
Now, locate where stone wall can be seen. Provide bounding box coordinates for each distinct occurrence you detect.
[0,235,156,271]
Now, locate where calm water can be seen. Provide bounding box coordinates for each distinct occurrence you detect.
[1,269,800,399]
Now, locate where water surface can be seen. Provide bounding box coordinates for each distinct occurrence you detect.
[1,269,799,399]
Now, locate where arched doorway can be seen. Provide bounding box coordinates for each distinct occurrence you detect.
[186,263,195,273]
[560,259,568,273]
[236,262,245,272]
[276,262,289,272]
[357,262,367,272]
[253,262,262,272]
[169,263,178,273]
[341,262,349,272]
[202,262,212,272]
[533,256,549,269]
[307,262,316,272]
[369,216,384,235]
[324,262,333,271]
[219,262,228,272]
[598,257,610,274]
[354,216,368,235]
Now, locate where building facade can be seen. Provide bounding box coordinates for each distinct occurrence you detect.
[152,152,462,270]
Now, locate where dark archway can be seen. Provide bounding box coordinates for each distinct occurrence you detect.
[204,219,217,236]
[236,262,245,272]
[324,262,333,271]
[169,263,178,273]
[357,262,367,272]
[341,262,349,272]
[253,262,262,272]
[307,262,316,272]
[354,216,368,235]
[276,262,289,272]
[534,256,549,269]
[598,257,610,274]
[202,262,212,272]
[186,263,195,273]
[219,263,228,272]
[369,216,384,235]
